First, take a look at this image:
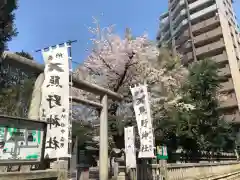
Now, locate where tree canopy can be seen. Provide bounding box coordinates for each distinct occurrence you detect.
[71,20,236,159]
[0,51,36,117]
[156,59,236,159]
[15,50,34,60]
[72,19,189,149]
[0,0,18,54]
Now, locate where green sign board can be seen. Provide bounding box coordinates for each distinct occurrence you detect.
[156,146,168,160]
[0,127,43,161]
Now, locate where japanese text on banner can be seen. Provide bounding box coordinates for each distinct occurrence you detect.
[40,45,70,158]
[130,84,154,158]
[124,126,136,168]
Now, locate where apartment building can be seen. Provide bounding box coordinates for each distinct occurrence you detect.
[157,0,240,123]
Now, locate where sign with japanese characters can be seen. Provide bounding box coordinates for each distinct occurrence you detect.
[40,44,70,158]
[124,126,136,168]
[130,84,154,158]
[156,146,168,160]
[0,127,43,160]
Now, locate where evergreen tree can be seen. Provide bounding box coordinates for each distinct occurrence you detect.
[0,0,18,54]
[0,51,36,117]
[179,59,235,153]
[16,50,34,60]
[157,59,236,162]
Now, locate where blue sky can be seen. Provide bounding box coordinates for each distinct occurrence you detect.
[8,0,240,68]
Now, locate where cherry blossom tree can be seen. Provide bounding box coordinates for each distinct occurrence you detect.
[72,18,191,148]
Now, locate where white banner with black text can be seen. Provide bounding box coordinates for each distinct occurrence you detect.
[130,84,154,158]
[124,126,136,168]
[40,44,70,158]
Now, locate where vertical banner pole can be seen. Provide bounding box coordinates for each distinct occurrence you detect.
[67,41,74,178]
[67,41,73,158]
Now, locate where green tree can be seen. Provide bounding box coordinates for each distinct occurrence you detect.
[182,59,234,152]
[156,59,236,162]
[0,0,18,54]
[73,21,188,150]
[16,50,34,60]
[0,51,36,117]
[168,59,235,154]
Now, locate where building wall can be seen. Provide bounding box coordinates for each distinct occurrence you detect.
[215,0,240,122]
[157,0,240,123]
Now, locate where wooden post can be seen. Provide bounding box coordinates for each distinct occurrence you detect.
[99,95,108,180]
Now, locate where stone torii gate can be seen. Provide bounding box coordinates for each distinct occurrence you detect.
[1,51,123,180]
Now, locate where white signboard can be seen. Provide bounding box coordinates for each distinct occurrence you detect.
[124,126,136,168]
[40,44,70,158]
[130,84,154,158]
[0,127,43,160]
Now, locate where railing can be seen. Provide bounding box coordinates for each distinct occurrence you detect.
[167,162,240,180]
[84,151,239,179]
[167,151,237,163]
[113,161,240,180]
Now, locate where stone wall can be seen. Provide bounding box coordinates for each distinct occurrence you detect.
[0,169,67,180]
[99,161,240,180]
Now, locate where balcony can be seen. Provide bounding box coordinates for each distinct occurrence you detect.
[175,15,220,39]
[160,20,170,33]
[218,64,231,77]
[177,40,192,53]
[233,40,237,48]
[235,48,240,59]
[195,38,225,57]
[219,78,234,93]
[171,0,185,20]
[190,4,217,20]
[175,31,190,46]
[161,16,169,24]
[190,14,219,35]
[159,12,168,20]
[223,110,240,123]
[210,51,228,64]
[172,5,217,36]
[189,0,215,13]
[193,26,223,47]
[173,9,187,29]
[173,19,188,36]
[219,92,238,109]
[160,30,171,42]
[170,0,180,11]
[185,39,226,61]
[237,34,240,44]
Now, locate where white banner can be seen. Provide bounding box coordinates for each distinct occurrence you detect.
[124,126,136,168]
[40,44,70,158]
[130,84,154,158]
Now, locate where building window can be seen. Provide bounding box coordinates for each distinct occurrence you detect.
[223,0,226,6]
[228,9,233,17]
